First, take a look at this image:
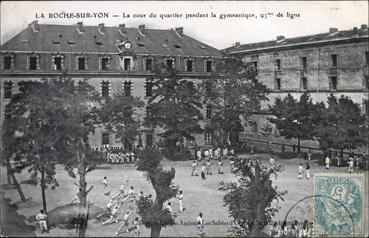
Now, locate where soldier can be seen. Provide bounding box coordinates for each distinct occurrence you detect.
[35,209,48,233]
[191,160,198,176]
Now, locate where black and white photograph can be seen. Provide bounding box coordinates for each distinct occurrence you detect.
[0,1,368,237]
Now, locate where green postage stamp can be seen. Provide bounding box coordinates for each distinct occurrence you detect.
[314,173,367,237]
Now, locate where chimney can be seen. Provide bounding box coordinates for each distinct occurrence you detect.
[119,24,126,34]
[138,24,146,35]
[276,35,285,41]
[29,20,39,32]
[235,42,240,47]
[98,23,105,33]
[175,27,184,37]
[353,27,358,34]
[329,27,338,34]
[77,22,84,33]
[361,24,368,30]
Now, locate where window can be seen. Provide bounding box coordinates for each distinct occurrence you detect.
[331,54,337,67]
[124,81,132,97]
[301,57,307,69]
[186,59,193,72]
[166,59,173,70]
[363,99,369,115]
[101,81,110,97]
[53,56,63,70]
[145,58,153,72]
[206,105,212,119]
[145,80,153,97]
[124,58,131,71]
[275,59,281,71]
[364,76,368,90]
[205,60,212,72]
[3,56,12,70]
[365,51,369,65]
[301,77,308,91]
[204,132,212,144]
[29,56,38,70]
[77,56,86,70]
[329,77,337,90]
[251,61,258,70]
[102,132,110,145]
[146,133,153,147]
[4,81,13,99]
[275,78,281,90]
[100,57,110,70]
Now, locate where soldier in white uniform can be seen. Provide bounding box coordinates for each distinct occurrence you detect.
[35,209,48,233]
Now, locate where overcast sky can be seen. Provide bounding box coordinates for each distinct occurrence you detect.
[1,1,368,49]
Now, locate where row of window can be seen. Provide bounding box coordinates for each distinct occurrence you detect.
[273,75,368,91]
[4,75,368,100]
[250,52,369,71]
[2,55,214,73]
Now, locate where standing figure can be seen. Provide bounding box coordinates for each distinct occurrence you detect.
[307,149,312,161]
[197,213,205,237]
[177,190,184,213]
[306,162,311,180]
[103,177,110,195]
[206,159,212,175]
[191,160,198,176]
[201,163,206,180]
[348,158,354,173]
[197,149,202,161]
[325,155,330,170]
[218,159,224,174]
[298,164,304,179]
[35,209,48,233]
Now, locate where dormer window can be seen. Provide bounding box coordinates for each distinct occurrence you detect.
[28,55,40,70]
[3,55,14,70]
[52,55,64,71]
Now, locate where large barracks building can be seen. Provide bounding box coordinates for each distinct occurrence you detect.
[224,24,369,135]
[0,21,222,148]
[1,21,368,148]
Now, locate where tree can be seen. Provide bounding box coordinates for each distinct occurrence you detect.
[269,92,320,155]
[136,147,178,237]
[145,66,203,155]
[314,94,367,160]
[2,80,62,208]
[100,88,144,150]
[204,57,269,147]
[219,157,286,237]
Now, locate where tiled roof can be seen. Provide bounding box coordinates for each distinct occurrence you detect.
[1,22,221,57]
[224,26,369,54]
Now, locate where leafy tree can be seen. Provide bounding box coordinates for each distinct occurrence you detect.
[136,147,178,237]
[203,57,269,147]
[145,66,203,155]
[100,88,144,149]
[219,158,286,237]
[2,80,62,209]
[269,92,320,155]
[314,94,367,160]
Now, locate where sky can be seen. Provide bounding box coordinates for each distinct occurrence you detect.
[1,1,368,50]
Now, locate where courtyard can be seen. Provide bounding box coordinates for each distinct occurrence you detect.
[1,153,367,237]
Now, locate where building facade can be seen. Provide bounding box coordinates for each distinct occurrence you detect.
[1,21,222,149]
[224,25,369,135]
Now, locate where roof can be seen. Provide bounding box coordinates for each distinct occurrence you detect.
[224,26,369,54]
[1,22,221,57]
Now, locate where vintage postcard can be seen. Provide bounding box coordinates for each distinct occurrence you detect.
[0,1,368,237]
